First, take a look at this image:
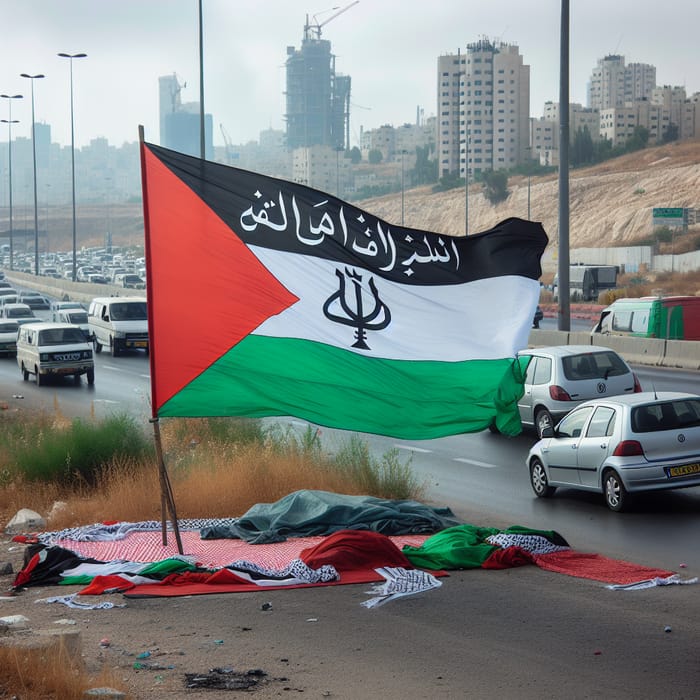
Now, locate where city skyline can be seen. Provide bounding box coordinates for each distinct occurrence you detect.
[0,0,698,150]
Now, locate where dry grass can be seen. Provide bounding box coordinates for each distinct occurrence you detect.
[0,412,418,531]
[0,644,130,700]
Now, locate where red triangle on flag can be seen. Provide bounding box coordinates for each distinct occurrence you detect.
[143,147,298,414]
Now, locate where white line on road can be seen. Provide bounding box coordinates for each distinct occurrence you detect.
[453,457,498,468]
[394,444,431,453]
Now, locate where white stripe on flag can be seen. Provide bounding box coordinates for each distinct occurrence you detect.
[250,246,538,362]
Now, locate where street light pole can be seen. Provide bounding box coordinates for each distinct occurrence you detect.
[401,150,405,225]
[20,72,44,276]
[58,52,87,282]
[1,93,22,271]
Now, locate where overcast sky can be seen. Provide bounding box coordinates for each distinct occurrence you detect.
[1,0,698,150]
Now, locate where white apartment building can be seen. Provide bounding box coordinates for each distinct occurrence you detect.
[291,144,350,196]
[437,39,530,180]
[588,55,656,110]
[599,102,668,146]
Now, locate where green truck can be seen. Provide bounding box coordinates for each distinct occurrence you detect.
[592,296,700,340]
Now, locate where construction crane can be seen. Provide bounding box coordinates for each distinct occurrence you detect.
[220,123,234,164]
[304,1,359,41]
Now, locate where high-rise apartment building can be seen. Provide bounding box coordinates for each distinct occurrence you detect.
[588,55,656,110]
[285,24,351,151]
[437,39,530,180]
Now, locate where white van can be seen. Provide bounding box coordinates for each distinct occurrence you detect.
[88,296,149,357]
[16,322,94,386]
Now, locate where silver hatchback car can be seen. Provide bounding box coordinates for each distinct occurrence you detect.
[526,392,700,511]
[517,345,641,437]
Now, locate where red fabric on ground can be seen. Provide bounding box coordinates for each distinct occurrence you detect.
[299,529,413,570]
[534,550,674,584]
[482,546,535,569]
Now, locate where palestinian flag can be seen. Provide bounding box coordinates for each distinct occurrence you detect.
[140,142,548,439]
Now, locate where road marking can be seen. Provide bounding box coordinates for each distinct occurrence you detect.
[92,399,120,404]
[453,457,498,468]
[394,444,431,453]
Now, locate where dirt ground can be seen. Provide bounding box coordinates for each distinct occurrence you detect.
[3,528,700,700]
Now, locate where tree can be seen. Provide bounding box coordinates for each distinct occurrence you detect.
[349,146,362,164]
[368,149,383,165]
[411,145,438,185]
[572,126,594,166]
[662,123,679,144]
[482,170,510,204]
[625,125,649,153]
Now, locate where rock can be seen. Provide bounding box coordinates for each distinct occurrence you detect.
[4,508,46,535]
[0,561,13,575]
[49,501,69,520]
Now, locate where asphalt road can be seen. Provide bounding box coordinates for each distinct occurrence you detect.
[2,328,700,698]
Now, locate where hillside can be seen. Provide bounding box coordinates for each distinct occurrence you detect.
[359,138,700,254]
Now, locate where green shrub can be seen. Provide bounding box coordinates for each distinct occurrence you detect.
[8,414,153,485]
[331,434,423,500]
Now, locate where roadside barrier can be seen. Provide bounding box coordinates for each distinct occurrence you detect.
[529,329,700,370]
[664,340,700,370]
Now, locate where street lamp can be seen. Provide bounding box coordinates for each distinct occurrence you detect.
[1,93,22,270]
[20,72,44,275]
[58,52,87,282]
[401,150,405,225]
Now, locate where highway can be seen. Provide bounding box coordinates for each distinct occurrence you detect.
[2,330,699,574]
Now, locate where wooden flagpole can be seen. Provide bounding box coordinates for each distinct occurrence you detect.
[150,417,184,552]
[139,124,183,554]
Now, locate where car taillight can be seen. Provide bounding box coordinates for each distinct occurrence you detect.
[633,373,642,393]
[613,440,644,457]
[549,385,572,401]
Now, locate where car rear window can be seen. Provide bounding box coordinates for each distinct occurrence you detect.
[632,399,700,432]
[0,322,19,332]
[562,351,628,381]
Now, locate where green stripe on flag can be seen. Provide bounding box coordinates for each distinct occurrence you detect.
[159,335,528,439]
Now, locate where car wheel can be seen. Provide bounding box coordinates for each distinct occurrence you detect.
[603,469,629,512]
[110,337,120,357]
[35,366,43,386]
[488,421,500,434]
[530,458,555,498]
[21,363,29,381]
[94,338,102,354]
[86,368,95,385]
[535,408,554,438]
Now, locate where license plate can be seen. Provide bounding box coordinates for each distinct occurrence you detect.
[666,463,700,478]
[131,341,147,348]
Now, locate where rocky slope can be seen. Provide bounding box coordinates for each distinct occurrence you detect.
[360,138,700,253]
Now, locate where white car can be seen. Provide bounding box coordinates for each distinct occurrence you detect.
[526,392,700,511]
[0,320,19,355]
[515,345,641,437]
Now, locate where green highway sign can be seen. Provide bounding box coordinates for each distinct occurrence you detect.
[652,207,686,228]
[653,207,684,218]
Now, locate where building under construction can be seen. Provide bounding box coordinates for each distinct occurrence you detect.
[285,5,355,150]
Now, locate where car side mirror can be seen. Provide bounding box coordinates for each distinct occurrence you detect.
[540,426,555,438]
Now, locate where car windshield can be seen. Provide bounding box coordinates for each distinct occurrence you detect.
[562,351,628,380]
[632,399,700,432]
[38,327,88,345]
[110,302,147,321]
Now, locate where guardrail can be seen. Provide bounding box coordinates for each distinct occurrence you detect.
[529,329,700,370]
[3,270,141,304]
